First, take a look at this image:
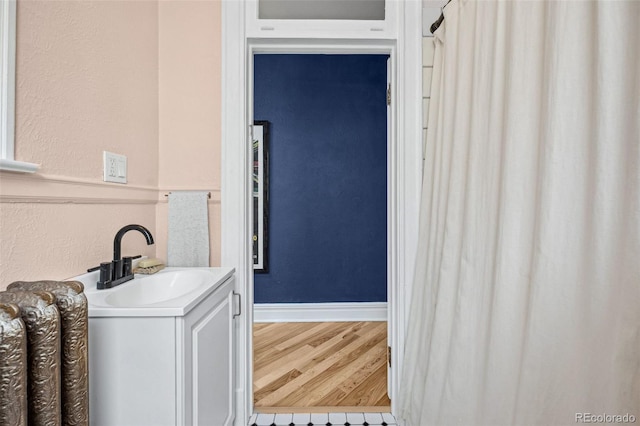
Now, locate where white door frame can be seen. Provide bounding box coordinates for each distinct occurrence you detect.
[249,40,393,408]
[221,2,423,424]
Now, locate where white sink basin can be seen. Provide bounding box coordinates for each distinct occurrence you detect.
[70,266,235,317]
[104,270,210,307]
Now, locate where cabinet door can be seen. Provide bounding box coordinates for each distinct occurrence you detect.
[181,277,235,426]
[89,317,177,426]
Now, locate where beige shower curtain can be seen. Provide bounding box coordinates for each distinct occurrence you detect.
[401,1,640,424]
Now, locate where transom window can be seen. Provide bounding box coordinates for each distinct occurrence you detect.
[259,0,385,20]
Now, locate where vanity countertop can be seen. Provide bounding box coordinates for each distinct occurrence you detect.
[69,266,235,317]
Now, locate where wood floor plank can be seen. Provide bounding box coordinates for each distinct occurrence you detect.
[294,322,383,372]
[255,322,356,370]
[253,368,303,402]
[302,322,364,348]
[253,322,391,409]
[309,338,389,408]
[266,338,376,408]
[254,322,371,389]
[253,322,313,353]
[254,343,314,387]
[374,390,393,407]
[254,322,389,408]
[253,323,272,332]
[272,322,332,350]
[287,341,386,407]
[338,364,390,406]
[335,338,387,395]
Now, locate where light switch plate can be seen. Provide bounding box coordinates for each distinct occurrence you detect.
[103,151,127,184]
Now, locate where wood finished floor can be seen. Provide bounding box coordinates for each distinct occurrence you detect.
[253,322,391,411]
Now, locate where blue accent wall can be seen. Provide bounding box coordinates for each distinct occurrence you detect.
[253,54,388,303]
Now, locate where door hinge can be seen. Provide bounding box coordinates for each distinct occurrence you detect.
[387,345,391,367]
[386,84,391,106]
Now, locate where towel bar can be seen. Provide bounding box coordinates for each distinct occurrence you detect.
[164,192,211,199]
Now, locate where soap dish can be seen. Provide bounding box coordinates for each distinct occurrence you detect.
[134,264,165,275]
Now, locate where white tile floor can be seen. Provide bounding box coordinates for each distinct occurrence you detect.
[249,412,397,426]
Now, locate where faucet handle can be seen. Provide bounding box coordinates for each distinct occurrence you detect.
[97,262,113,290]
[123,257,133,277]
[122,255,142,277]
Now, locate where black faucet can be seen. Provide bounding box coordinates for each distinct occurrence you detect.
[93,224,155,289]
[113,224,154,262]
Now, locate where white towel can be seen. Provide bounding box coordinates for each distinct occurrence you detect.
[167,191,210,267]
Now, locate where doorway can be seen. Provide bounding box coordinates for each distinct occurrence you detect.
[251,54,390,411]
[221,22,424,422]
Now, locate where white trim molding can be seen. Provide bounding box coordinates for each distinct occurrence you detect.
[222,1,423,424]
[0,0,38,173]
[0,172,157,204]
[0,0,16,161]
[254,302,388,323]
[0,158,40,173]
[221,1,251,425]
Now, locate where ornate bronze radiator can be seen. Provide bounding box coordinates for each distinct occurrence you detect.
[0,302,28,426]
[0,281,89,426]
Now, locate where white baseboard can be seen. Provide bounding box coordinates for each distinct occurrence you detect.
[253,302,387,323]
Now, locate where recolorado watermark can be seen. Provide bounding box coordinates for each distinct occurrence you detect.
[576,413,637,423]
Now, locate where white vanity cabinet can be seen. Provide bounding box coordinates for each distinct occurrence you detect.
[85,268,236,426]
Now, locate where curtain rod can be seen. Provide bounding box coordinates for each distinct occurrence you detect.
[430,0,451,34]
[430,12,445,34]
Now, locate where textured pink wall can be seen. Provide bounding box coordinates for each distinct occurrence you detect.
[157,0,222,266]
[0,0,224,288]
[14,0,159,184]
[0,202,157,285]
[0,1,159,288]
